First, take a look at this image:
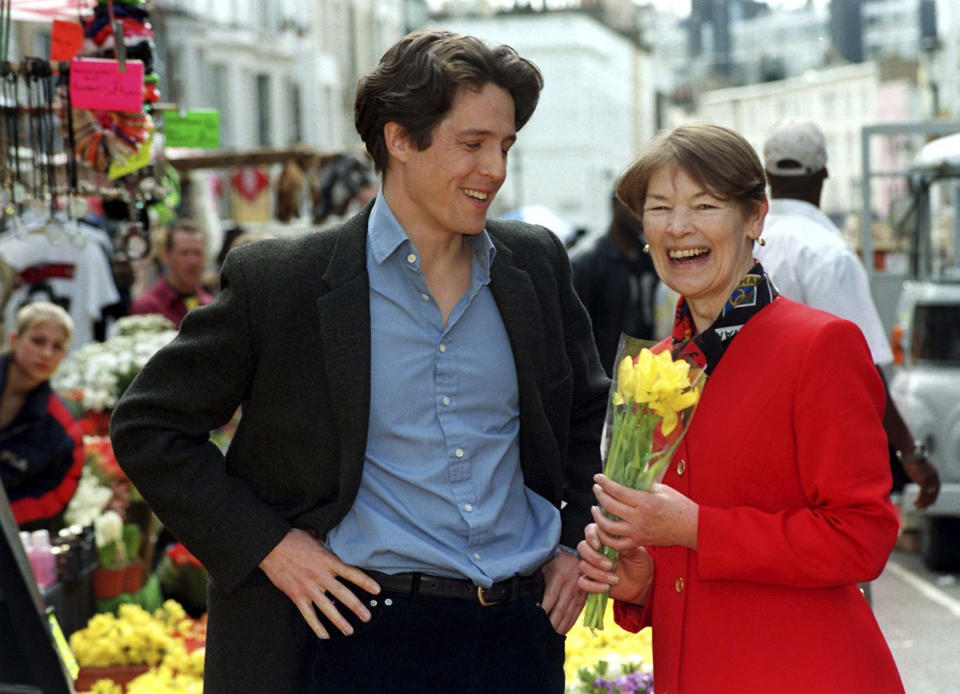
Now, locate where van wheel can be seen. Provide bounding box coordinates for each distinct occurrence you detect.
[920,517,960,571]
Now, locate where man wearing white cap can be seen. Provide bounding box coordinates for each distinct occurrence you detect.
[757,120,940,509]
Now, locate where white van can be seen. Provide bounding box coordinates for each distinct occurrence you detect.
[889,133,960,570]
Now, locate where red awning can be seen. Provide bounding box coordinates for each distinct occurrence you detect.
[10,0,95,23]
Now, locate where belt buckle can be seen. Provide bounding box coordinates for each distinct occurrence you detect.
[476,585,500,606]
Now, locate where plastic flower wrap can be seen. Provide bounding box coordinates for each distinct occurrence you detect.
[582,336,705,632]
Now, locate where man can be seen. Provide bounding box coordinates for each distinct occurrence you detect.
[757,119,940,508]
[570,194,659,374]
[110,30,608,693]
[129,220,212,328]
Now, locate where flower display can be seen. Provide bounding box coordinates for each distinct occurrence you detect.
[72,601,205,694]
[69,601,199,669]
[94,510,127,570]
[565,607,653,693]
[64,466,114,528]
[106,314,177,338]
[582,339,705,632]
[157,542,209,617]
[84,436,124,483]
[53,315,176,414]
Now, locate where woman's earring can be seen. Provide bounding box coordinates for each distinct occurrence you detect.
[757,237,766,247]
[642,243,650,254]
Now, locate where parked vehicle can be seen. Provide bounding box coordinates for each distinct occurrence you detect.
[888,132,960,571]
[890,281,960,570]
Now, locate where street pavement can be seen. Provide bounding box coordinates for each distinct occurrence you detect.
[872,546,960,693]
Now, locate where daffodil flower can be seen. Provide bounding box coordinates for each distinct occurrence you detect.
[583,345,705,632]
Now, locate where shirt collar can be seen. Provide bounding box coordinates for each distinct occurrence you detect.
[367,191,496,275]
[768,198,840,236]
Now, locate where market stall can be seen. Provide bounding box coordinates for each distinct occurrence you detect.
[0,2,211,692]
[0,3,655,692]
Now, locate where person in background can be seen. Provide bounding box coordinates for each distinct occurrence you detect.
[577,123,904,693]
[129,219,212,328]
[110,30,608,693]
[0,302,83,533]
[757,119,939,508]
[570,193,659,374]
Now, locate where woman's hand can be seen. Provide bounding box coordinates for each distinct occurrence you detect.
[577,523,653,606]
[591,474,699,550]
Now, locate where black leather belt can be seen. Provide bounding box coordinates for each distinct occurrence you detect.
[366,570,544,606]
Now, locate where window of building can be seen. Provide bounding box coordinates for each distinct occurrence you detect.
[288,80,303,145]
[257,74,271,147]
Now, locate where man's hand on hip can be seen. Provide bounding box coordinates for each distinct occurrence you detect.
[540,549,586,634]
[259,528,381,639]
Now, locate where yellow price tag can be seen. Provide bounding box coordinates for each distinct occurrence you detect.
[108,131,155,180]
[47,609,80,680]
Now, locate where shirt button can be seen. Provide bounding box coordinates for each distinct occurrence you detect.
[421,293,430,301]
[675,577,685,593]
[464,503,473,512]
[455,448,464,458]
[676,458,687,476]
[442,396,450,406]
[439,343,446,353]
[406,253,417,263]
[474,552,481,559]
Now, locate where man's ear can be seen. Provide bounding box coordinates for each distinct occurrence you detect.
[384,122,411,163]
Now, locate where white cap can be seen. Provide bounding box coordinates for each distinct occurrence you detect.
[763,120,827,176]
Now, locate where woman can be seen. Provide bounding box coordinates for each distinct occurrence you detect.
[0,301,83,532]
[577,124,904,693]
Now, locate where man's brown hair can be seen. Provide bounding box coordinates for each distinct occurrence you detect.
[355,30,543,174]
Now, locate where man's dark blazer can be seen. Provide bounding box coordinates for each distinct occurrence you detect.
[110,203,609,692]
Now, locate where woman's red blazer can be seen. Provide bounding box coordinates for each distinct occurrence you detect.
[615,297,904,694]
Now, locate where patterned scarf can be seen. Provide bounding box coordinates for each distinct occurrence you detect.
[671,261,779,375]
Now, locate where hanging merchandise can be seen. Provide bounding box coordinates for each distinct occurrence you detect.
[0,223,121,350]
[0,1,177,340]
[69,105,151,173]
[230,167,271,223]
[59,0,157,175]
[230,167,269,202]
[81,0,158,105]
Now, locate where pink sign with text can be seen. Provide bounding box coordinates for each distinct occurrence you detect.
[69,59,144,113]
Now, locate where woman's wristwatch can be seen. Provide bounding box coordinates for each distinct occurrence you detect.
[896,440,927,464]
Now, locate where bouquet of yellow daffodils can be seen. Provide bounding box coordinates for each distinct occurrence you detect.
[582,337,705,632]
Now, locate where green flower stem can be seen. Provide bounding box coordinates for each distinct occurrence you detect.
[584,406,659,633]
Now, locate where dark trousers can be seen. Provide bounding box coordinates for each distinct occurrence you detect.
[312,585,566,693]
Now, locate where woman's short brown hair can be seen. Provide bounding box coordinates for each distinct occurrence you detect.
[355,29,543,174]
[617,123,767,217]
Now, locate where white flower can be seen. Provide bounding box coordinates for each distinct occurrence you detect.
[108,313,176,338]
[95,509,124,548]
[64,468,113,527]
[52,322,176,413]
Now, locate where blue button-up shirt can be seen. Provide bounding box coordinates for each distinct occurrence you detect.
[325,193,560,586]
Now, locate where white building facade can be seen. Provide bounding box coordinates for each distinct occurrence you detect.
[427,12,655,234]
[931,0,960,118]
[153,0,409,152]
[687,60,922,220]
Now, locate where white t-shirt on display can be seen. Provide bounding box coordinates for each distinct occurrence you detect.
[0,230,120,350]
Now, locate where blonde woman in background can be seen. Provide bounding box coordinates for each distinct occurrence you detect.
[0,302,84,532]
